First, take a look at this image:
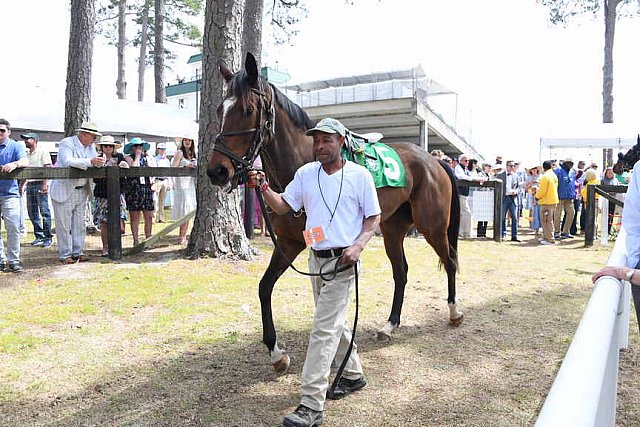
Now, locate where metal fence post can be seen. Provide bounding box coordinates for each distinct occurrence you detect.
[106,166,122,259]
[585,185,596,247]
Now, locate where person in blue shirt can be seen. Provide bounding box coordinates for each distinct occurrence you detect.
[0,119,29,273]
[553,157,577,239]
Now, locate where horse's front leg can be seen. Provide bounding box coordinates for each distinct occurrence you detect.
[258,237,306,373]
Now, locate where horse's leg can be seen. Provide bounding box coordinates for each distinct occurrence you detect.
[418,225,463,326]
[259,237,306,373]
[377,208,413,340]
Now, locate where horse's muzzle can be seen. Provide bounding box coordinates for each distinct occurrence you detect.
[207,165,230,186]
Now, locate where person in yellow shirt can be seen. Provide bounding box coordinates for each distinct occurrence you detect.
[535,160,560,245]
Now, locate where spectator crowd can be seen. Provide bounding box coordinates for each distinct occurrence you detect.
[0,118,197,273]
[431,149,629,245]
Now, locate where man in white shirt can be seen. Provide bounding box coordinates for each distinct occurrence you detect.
[50,122,105,264]
[496,161,522,242]
[19,132,53,248]
[250,118,381,427]
[153,142,171,222]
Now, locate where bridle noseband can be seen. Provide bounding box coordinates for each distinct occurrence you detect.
[213,80,275,185]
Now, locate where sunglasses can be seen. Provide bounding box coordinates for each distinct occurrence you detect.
[0,129,8,133]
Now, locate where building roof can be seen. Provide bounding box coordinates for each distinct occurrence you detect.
[187,53,202,64]
[283,65,454,96]
[166,80,199,97]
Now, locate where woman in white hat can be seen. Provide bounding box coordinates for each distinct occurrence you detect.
[93,136,129,256]
[171,137,197,244]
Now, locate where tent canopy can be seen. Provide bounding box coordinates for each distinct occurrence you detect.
[4,85,198,141]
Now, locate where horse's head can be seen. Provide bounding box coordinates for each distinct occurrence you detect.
[207,52,275,189]
[613,134,640,175]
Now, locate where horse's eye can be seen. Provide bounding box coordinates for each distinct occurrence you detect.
[243,108,253,118]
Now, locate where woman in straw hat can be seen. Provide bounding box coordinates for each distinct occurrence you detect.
[171,137,197,245]
[123,137,157,246]
[93,136,129,256]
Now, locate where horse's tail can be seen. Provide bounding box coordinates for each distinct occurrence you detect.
[438,159,460,271]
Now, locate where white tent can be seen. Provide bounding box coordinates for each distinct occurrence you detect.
[4,85,198,141]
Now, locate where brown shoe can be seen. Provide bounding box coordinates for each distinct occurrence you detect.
[60,258,76,265]
[72,255,90,263]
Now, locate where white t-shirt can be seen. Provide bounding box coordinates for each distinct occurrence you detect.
[282,160,381,250]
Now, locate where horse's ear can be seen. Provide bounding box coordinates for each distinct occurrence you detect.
[245,52,259,85]
[219,59,233,82]
[636,134,640,146]
[618,152,625,160]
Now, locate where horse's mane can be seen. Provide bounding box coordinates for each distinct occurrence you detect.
[227,70,315,133]
[271,84,316,131]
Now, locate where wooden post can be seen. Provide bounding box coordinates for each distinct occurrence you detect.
[106,166,123,259]
[585,185,596,247]
[493,180,503,242]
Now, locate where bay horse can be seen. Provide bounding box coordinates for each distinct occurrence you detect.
[613,134,640,175]
[207,52,463,372]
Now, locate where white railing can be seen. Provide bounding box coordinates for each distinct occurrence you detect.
[535,228,631,427]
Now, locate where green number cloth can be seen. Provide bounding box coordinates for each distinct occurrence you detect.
[342,142,406,188]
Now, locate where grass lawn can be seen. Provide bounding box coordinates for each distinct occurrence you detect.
[0,231,638,426]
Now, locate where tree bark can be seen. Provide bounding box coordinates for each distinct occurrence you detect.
[187,0,251,259]
[602,0,618,123]
[242,0,263,68]
[138,0,150,102]
[154,0,167,103]
[64,0,95,137]
[116,0,127,99]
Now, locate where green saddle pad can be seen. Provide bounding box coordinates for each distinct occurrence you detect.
[343,142,406,188]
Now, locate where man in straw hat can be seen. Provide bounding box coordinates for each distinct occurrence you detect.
[19,131,53,248]
[50,121,105,264]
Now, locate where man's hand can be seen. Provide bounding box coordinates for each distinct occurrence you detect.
[247,170,267,190]
[1,162,18,173]
[340,245,363,265]
[91,157,106,167]
[41,182,49,195]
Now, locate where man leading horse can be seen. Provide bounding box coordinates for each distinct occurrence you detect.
[248,118,381,427]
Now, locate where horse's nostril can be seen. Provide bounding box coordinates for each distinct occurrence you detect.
[207,165,229,184]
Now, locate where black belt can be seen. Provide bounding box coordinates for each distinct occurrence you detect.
[75,185,86,189]
[27,181,44,185]
[505,194,517,198]
[156,178,166,181]
[313,247,346,258]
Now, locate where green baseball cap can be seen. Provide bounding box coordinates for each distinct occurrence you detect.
[20,132,39,140]
[305,118,346,137]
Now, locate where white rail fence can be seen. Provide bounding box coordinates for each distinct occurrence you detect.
[535,228,632,426]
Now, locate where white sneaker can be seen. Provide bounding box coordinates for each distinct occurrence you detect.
[540,240,553,246]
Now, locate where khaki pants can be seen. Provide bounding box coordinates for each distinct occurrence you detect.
[540,204,556,242]
[554,199,575,234]
[459,195,472,237]
[300,252,363,412]
[154,180,170,222]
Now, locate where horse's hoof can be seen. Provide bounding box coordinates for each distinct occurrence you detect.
[376,322,397,341]
[449,314,464,327]
[272,354,290,373]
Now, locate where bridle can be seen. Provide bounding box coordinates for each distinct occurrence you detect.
[213,79,275,185]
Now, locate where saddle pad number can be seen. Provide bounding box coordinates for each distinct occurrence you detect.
[373,145,401,181]
[303,227,326,246]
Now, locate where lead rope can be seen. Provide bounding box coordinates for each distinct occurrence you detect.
[254,187,359,396]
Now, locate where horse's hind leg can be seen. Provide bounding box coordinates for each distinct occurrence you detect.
[377,209,413,340]
[421,228,463,325]
[259,237,306,373]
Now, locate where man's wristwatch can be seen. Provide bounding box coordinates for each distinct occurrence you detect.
[625,269,635,283]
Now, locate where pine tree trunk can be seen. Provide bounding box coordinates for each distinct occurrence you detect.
[137,0,150,102]
[116,0,127,99]
[64,0,95,137]
[602,0,618,123]
[154,0,167,103]
[242,0,263,67]
[187,0,251,260]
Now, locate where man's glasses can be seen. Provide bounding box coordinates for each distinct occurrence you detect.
[0,129,7,133]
